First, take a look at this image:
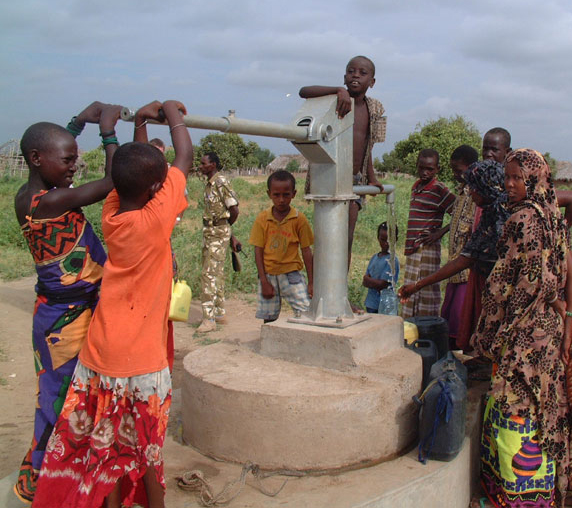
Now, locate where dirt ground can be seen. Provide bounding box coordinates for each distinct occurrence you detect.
[0,276,266,504]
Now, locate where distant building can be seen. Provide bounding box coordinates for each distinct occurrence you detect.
[266,154,309,173]
[554,160,572,182]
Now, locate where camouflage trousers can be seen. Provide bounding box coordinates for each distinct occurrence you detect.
[201,224,231,320]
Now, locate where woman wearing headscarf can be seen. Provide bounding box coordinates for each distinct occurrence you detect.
[472,149,571,507]
[399,160,510,310]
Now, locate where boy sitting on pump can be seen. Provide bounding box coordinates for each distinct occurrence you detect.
[249,170,313,323]
[299,55,385,270]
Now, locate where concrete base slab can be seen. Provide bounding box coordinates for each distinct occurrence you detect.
[0,382,486,508]
[260,314,404,370]
[182,342,421,470]
[172,380,485,507]
[171,381,485,507]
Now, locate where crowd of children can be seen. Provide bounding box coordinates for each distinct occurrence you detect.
[10,53,572,508]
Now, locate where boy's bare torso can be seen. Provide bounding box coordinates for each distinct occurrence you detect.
[353,100,369,175]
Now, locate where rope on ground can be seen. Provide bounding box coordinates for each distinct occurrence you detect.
[176,461,305,506]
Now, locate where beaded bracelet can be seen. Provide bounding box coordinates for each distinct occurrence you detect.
[566,311,572,318]
[102,136,119,147]
[170,123,186,133]
[66,116,84,137]
[99,130,116,139]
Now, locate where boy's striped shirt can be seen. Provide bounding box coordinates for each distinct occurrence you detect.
[404,178,455,255]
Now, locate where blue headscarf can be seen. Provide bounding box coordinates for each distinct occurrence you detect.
[461,160,510,275]
[464,159,506,204]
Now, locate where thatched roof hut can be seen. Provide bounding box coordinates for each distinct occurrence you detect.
[266,154,309,172]
[555,160,572,182]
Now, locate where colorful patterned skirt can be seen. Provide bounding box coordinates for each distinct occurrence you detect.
[481,396,556,507]
[32,362,171,508]
[15,294,98,503]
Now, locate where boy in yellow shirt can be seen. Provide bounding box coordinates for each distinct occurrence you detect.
[249,170,313,322]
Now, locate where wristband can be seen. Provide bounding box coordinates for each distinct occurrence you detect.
[135,120,148,129]
[66,116,84,137]
[99,130,116,139]
[102,136,119,147]
[566,311,572,318]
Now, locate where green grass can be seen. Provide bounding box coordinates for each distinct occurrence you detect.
[197,337,221,346]
[0,172,451,309]
[0,176,35,279]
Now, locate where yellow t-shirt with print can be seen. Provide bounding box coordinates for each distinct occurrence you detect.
[249,207,313,275]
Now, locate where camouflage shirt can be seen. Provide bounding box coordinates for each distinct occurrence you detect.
[203,173,238,222]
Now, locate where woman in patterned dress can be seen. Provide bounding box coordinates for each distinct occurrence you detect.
[472,149,571,507]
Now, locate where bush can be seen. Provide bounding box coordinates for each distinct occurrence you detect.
[379,116,481,182]
[82,146,105,173]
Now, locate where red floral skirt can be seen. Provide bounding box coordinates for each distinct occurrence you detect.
[32,361,171,508]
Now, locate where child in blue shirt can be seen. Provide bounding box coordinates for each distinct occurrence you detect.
[363,222,399,313]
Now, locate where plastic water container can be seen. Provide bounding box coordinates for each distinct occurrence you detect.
[169,280,192,322]
[407,339,438,389]
[405,316,449,359]
[404,321,419,345]
[416,365,467,463]
[378,288,398,315]
[429,351,468,386]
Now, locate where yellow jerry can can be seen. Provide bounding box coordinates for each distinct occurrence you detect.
[169,280,192,322]
[403,321,419,345]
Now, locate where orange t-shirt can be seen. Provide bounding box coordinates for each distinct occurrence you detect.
[80,168,188,377]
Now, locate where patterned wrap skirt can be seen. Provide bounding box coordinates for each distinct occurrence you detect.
[401,243,441,319]
[481,395,556,507]
[32,361,171,508]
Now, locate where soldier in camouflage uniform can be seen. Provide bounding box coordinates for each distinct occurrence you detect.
[197,152,240,333]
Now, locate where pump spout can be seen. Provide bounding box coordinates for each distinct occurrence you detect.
[352,184,396,203]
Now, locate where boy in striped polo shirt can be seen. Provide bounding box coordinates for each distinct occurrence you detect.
[401,149,455,318]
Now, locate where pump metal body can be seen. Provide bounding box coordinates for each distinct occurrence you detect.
[121,96,395,327]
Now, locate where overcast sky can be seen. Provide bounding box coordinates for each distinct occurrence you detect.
[2,0,572,162]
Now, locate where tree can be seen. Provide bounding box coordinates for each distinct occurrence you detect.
[543,152,557,172]
[379,116,481,182]
[194,133,259,170]
[285,159,300,173]
[253,147,275,168]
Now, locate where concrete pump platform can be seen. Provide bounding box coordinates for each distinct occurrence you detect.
[182,341,421,470]
[182,314,422,471]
